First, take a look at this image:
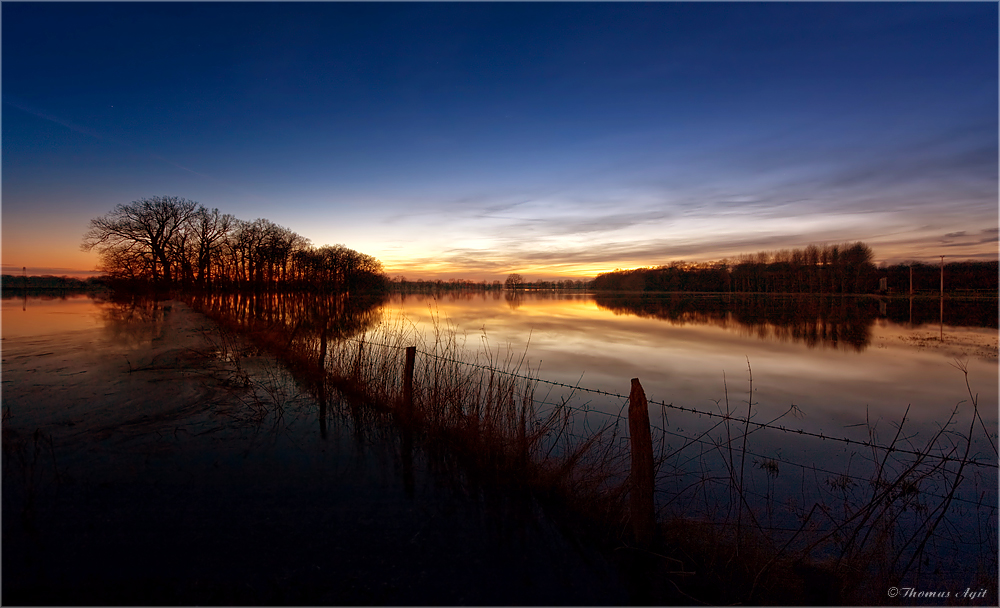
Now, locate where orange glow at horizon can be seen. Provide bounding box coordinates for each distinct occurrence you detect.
[381,260,618,282]
[4,219,996,281]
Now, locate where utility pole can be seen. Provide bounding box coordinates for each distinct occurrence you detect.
[940,255,944,297]
[909,264,913,295]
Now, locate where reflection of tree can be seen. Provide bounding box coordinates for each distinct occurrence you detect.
[883,297,998,328]
[100,296,171,346]
[594,294,880,351]
[187,291,388,349]
[504,290,523,311]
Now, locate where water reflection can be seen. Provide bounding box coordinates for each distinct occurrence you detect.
[376,292,997,443]
[99,295,174,346]
[186,291,388,342]
[1,294,105,339]
[504,290,523,311]
[595,294,875,351]
[6,290,992,595]
[593,293,998,352]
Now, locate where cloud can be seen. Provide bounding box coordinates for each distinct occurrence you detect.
[3,96,109,141]
[942,228,999,245]
[500,209,675,238]
[391,229,839,279]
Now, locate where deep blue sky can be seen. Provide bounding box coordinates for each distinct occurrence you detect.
[3,2,997,279]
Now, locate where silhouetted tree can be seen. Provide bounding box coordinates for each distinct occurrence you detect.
[83,195,387,292]
[82,196,199,284]
[505,273,525,290]
[189,207,236,288]
[593,242,878,294]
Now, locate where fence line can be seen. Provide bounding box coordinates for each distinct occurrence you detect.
[543,406,996,511]
[344,336,999,470]
[645,415,998,510]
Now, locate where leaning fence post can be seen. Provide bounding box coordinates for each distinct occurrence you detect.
[628,377,656,546]
[402,346,416,419]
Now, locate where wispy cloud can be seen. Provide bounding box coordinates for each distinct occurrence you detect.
[4,96,114,142]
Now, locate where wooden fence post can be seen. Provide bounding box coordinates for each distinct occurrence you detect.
[402,346,416,418]
[629,377,655,546]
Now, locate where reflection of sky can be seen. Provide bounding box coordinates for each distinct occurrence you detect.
[387,293,998,558]
[386,293,998,439]
[3,3,997,279]
[1,295,105,339]
[8,293,994,572]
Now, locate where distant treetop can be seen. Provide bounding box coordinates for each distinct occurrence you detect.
[82,196,387,291]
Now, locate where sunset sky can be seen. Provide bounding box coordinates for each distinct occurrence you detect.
[3,2,997,280]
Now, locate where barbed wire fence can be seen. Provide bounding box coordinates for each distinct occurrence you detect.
[339,335,998,469]
[189,294,999,595]
[318,329,998,580]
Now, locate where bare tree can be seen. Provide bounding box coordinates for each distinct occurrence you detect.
[505,273,525,290]
[83,195,386,292]
[82,196,199,284]
[189,207,236,287]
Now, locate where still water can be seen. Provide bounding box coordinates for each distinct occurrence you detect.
[386,291,998,439]
[4,291,997,589]
[384,291,998,581]
[5,292,996,467]
[2,293,628,604]
[6,292,995,468]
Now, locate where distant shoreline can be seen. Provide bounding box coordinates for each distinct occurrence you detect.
[1,274,108,295]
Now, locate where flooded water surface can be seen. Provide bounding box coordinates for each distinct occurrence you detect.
[1,293,105,338]
[2,294,627,604]
[3,291,997,603]
[386,292,998,438]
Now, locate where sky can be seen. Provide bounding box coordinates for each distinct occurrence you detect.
[3,2,997,280]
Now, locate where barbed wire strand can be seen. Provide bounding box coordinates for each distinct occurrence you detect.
[343,336,999,470]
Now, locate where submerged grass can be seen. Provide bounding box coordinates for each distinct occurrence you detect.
[186,295,998,605]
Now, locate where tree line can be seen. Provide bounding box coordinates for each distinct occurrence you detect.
[880,260,998,294]
[82,196,387,292]
[387,274,590,294]
[592,242,877,293]
[591,242,998,295]
[0,274,108,294]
